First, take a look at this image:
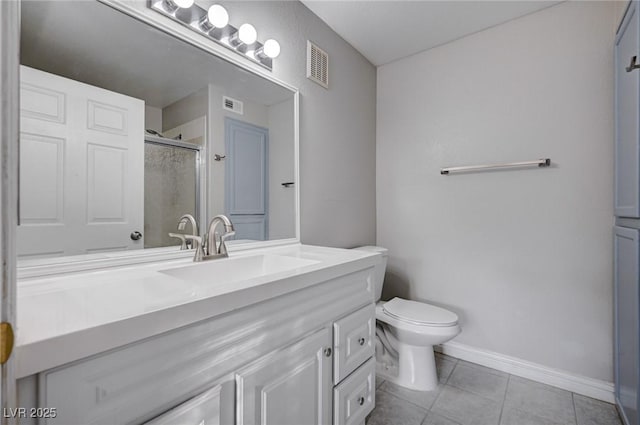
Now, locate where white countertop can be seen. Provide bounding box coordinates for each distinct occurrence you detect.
[16,244,379,378]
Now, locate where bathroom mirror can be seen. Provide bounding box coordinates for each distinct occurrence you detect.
[17,0,298,265]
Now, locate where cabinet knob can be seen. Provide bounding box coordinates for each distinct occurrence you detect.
[130,231,143,241]
[324,347,332,357]
[358,396,365,406]
[358,337,366,346]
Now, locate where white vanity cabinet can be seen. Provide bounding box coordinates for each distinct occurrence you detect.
[144,385,223,425]
[333,304,375,383]
[333,358,376,425]
[236,328,333,425]
[17,264,378,425]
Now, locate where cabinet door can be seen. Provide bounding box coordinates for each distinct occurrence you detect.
[614,226,639,425]
[615,1,640,217]
[236,328,332,425]
[144,385,222,425]
[334,358,375,425]
[334,304,375,383]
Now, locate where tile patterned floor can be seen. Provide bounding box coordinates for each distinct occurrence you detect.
[366,353,623,425]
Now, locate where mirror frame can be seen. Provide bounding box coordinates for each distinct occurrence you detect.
[15,0,301,279]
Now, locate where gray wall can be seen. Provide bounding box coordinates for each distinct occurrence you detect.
[377,1,615,382]
[162,87,209,133]
[268,98,296,240]
[144,106,162,134]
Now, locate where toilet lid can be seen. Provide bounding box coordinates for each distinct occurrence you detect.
[382,298,458,327]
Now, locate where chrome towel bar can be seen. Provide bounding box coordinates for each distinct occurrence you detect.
[440,158,551,175]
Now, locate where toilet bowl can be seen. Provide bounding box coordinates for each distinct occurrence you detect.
[355,246,461,391]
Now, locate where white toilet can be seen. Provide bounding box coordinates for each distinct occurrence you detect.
[356,246,461,391]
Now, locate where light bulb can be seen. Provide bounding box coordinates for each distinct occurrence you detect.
[173,0,194,8]
[263,39,280,58]
[207,4,229,28]
[238,23,257,44]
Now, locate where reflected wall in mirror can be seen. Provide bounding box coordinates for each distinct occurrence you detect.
[18,0,297,261]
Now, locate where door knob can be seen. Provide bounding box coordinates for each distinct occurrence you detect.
[130,231,143,241]
[626,56,640,72]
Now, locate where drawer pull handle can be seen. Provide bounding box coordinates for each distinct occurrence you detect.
[324,347,332,357]
[358,337,366,346]
[358,396,365,406]
[627,55,640,72]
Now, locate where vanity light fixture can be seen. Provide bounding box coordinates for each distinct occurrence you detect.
[256,39,281,59]
[198,4,229,32]
[238,23,258,44]
[162,0,194,12]
[150,0,279,70]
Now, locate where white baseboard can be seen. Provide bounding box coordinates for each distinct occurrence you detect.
[436,341,615,403]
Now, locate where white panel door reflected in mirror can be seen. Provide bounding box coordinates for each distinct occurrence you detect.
[18,0,297,262]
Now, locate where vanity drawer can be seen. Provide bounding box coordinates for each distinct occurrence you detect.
[333,357,375,425]
[333,303,375,383]
[144,385,221,425]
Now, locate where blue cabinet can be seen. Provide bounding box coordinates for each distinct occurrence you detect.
[616,1,640,217]
[615,226,639,425]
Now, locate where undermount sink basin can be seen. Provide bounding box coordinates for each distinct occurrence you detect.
[159,254,320,284]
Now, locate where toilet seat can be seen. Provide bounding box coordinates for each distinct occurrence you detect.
[382,298,458,327]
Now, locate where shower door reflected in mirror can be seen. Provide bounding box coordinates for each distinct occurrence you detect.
[144,138,201,249]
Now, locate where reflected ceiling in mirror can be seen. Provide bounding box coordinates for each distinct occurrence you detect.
[18,0,297,263]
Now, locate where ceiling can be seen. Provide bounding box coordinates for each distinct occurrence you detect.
[21,1,293,108]
[301,1,562,66]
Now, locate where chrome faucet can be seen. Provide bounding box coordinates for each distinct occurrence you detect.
[182,214,235,262]
[205,215,235,258]
[168,214,199,250]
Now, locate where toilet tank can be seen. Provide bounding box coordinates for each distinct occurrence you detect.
[353,246,388,302]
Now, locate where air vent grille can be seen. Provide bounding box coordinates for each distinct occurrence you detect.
[307,41,329,89]
[222,96,243,115]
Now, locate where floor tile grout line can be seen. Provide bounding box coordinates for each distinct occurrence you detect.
[378,383,443,413]
[443,358,459,385]
[496,373,511,425]
[418,408,429,425]
[377,385,430,416]
[444,379,507,405]
[444,362,509,405]
[571,392,579,425]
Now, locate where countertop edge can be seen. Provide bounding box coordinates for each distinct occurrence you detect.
[16,251,378,378]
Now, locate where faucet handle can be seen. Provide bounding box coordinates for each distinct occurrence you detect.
[183,235,204,262]
[215,229,236,256]
[168,233,188,250]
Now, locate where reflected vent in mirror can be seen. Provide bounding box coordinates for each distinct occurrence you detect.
[223,96,243,115]
[307,41,329,89]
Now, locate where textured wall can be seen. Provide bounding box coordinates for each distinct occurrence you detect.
[377,1,615,381]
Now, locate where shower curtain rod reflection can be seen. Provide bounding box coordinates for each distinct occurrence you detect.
[440,158,551,175]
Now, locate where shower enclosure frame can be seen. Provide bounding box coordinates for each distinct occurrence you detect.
[144,134,205,242]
